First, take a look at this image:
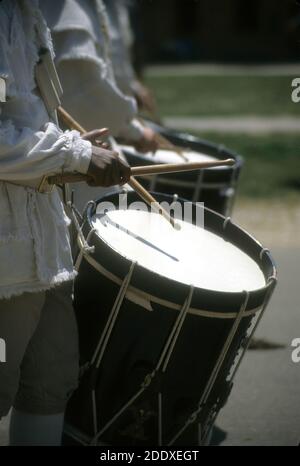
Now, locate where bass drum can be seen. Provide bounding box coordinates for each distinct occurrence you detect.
[64,191,277,446]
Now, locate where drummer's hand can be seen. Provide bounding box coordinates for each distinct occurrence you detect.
[87,146,131,187]
[82,128,110,149]
[134,127,159,154]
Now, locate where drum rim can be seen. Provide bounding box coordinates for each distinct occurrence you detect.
[121,143,243,172]
[80,191,277,312]
[141,120,244,170]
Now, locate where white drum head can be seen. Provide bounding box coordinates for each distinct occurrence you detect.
[92,209,266,293]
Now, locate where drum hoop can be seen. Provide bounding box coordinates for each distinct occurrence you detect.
[139,175,232,190]
[123,149,240,174]
[78,235,264,319]
[134,123,244,170]
[81,194,277,310]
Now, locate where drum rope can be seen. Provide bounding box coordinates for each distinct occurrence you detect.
[198,423,203,446]
[168,290,250,446]
[90,384,148,445]
[158,392,163,446]
[225,163,239,216]
[222,216,232,231]
[149,174,158,192]
[160,286,194,373]
[82,200,97,225]
[70,201,83,225]
[193,170,204,203]
[75,228,97,271]
[156,286,194,445]
[92,389,98,437]
[91,261,136,368]
[89,285,194,446]
[230,275,277,381]
[68,201,88,252]
[200,290,250,407]
[89,261,136,437]
[199,274,278,444]
[64,423,93,446]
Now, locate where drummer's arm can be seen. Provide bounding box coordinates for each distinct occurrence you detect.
[0,113,93,182]
[0,115,132,188]
[51,30,158,152]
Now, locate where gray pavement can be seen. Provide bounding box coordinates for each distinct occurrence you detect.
[217,247,300,446]
[164,116,300,133]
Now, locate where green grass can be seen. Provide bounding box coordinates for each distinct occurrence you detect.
[195,132,300,200]
[145,73,300,199]
[146,75,298,117]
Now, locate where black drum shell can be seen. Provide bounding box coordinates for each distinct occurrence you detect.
[66,191,276,446]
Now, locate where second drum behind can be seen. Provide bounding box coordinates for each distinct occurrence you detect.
[121,134,243,217]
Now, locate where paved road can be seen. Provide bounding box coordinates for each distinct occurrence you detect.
[216,247,300,446]
[164,116,300,134]
[1,248,299,447]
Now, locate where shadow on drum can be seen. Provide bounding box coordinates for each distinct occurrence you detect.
[100,215,179,263]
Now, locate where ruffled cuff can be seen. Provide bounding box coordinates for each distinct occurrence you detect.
[64,131,92,174]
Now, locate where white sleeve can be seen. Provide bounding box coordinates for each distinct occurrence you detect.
[0,116,92,181]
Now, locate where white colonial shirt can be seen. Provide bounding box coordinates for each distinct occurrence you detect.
[0,0,92,299]
[40,0,144,141]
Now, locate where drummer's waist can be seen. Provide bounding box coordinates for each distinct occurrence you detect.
[1,178,44,191]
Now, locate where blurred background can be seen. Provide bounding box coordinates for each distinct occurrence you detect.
[133,0,300,64]
[128,0,300,219]
[1,0,299,447]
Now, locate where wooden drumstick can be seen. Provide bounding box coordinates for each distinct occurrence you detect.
[138,117,189,161]
[56,106,177,229]
[128,177,177,229]
[58,106,86,134]
[47,158,235,185]
[132,159,234,176]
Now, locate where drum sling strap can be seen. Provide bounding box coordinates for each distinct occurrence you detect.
[65,209,277,446]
